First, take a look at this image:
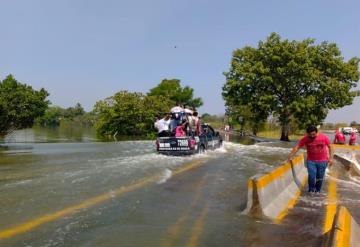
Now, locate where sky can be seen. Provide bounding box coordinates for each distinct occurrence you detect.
[1,0,359,123]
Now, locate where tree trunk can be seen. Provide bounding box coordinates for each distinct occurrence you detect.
[280,123,290,141]
[252,130,257,136]
[279,106,291,141]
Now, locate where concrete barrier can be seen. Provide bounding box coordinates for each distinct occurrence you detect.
[326,206,360,247]
[334,154,353,170]
[331,144,360,151]
[243,154,307,222]
[334,154,360,175]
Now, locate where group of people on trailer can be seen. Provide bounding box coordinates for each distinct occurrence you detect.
[333,128,357,145]
[154,102,201,138]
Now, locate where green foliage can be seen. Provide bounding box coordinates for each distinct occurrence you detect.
[94,91,172,136]
[225,104,266,135]
[200,113,225,129]
[351,90,360,97]
[148,79,203,109]
[63,103,85,119]
[36,103,92,127]
[201,113,211,119]
[36,106,63,126]
[72,112,96,128]
[223,33,360,141]
[0,75,49,136]
[201,113,225,123]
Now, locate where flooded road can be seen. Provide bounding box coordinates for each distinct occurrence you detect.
[1,128,360,246]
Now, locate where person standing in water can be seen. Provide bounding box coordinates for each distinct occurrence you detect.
[349,131,357,145]
[333,128,346,144]
[287,125,333,193]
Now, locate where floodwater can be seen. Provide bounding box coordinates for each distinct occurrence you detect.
[0,128,359,247]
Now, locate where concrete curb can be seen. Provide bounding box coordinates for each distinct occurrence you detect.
[334,154,360,175]
[243,154,307,222]
[326,206,360,247]
[331,144,360,151]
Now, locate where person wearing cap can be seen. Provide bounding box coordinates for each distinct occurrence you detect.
[287,125,333,193]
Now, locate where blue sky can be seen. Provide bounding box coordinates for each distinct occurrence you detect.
[1,0,359,123]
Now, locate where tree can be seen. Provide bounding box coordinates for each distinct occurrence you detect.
[201,113,225,123]
[36,106,64,126]
[223,33,360,141]
[224,103,267,135]
[0,75,49,137]
[63,103,85,119]
[94,91,172,136]
[350,121,358,127]
[201,113,211,119]
[35,103,89,127]
[148,79,203,109]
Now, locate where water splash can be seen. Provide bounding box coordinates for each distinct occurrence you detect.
[157,169,172,184]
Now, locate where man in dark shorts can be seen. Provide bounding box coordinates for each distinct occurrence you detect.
[287,125,333,193]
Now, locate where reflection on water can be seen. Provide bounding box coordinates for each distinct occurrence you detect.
[2,127,163,144]
[223,132,256,145]
[2,126,98,143]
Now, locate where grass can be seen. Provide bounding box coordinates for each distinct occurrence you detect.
[204,120,304,141]
[256,130,303,141]
[205,121,224,129]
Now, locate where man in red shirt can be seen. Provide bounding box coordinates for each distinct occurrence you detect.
[349,131,357,145]
[333,128,346,144]
[287,125,333,193]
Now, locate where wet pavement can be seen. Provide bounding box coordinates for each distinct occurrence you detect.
[0,128,359,246]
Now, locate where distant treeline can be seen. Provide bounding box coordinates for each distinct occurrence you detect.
[35,103,95,128]
[202,114,360,134]
[0,74,203,138]
[322,122,360,130]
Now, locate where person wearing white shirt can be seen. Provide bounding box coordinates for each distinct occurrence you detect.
[189,111,200,135]
[154,113,171,137]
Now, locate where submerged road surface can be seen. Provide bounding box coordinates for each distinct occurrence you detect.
[1,132,360,246]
